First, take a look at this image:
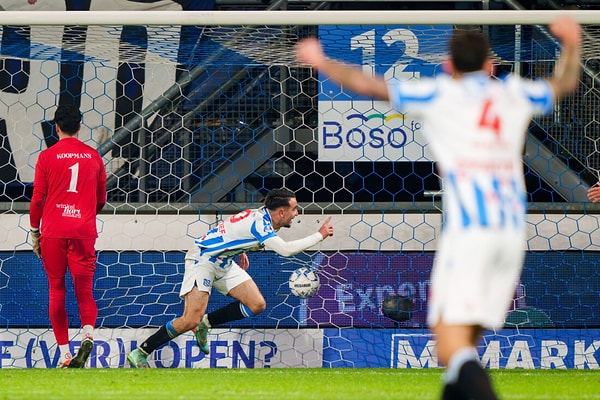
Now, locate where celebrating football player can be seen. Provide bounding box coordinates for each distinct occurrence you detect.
[296,15,581,400]
[127,188,333,368]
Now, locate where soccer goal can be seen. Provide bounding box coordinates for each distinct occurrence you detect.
[0,9,599,369]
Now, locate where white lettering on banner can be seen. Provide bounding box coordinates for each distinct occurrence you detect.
[0,328,323,369]
[506,340,535,369]
[391,335,438,368]
[335,282,429,313]
[391,336,600,369]
[540,340,568,369]
[318,101,433,162]
[575,340,600,369]
[481,340,501,368]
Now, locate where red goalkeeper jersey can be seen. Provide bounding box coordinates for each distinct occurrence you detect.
[30,137,107,239]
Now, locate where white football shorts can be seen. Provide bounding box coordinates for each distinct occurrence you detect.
[179,252,251,299]
[427,228,526,329]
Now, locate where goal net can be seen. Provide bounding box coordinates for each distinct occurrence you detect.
[1,9,600,369]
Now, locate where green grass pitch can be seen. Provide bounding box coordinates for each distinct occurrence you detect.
[1,368,599,399]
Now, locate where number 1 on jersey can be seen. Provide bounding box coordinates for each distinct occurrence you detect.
[68,162,79,193]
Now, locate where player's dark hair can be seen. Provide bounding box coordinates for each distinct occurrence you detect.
[53,103,82,135]
[264,188,295,210]
[449,29,490,73]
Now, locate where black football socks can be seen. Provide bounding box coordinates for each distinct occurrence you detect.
[139,320,179,355]
[207,301,255,326]
[453,360,498,400]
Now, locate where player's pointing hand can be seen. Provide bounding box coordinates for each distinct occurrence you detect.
[318,216,334,239]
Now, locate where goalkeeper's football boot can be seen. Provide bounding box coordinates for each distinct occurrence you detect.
[194,318,210,355]
[58,352,73,368]
[69,334,93,368]
[127,348,150,369]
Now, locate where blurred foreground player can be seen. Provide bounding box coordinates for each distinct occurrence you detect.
[30,104,106,368]
[296,16,581,399]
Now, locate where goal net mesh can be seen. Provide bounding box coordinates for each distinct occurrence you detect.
[1,11,600,369]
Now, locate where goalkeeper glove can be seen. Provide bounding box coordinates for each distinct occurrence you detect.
[30,229,41,259]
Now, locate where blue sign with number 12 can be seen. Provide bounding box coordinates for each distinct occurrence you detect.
[316,25,452,162]
[318,25,452,101]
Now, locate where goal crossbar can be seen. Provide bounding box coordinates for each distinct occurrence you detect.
[0,10,599,26]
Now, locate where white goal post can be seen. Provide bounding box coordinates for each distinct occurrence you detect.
[0,10,597,26]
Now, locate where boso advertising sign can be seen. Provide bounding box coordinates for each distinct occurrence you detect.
[319,103,427,161]
[317,25,452,161]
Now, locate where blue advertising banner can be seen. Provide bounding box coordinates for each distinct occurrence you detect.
[323,328,600,369]
[1,327,597,369]
[316,25,452,161]
[1,251,598,329]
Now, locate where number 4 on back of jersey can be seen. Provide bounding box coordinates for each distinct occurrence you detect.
[478,99,501,137]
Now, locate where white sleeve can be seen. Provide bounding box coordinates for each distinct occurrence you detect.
[388,78,438,114]
[263,233,324,257]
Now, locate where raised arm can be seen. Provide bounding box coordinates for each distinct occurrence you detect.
[547,16,582,100]
[295,37,390,101]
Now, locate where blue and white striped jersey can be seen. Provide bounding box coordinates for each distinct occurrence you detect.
[388,72,554,231]
[190,207,277,267]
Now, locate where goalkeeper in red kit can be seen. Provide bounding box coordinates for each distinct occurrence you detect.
[29,104,107,368]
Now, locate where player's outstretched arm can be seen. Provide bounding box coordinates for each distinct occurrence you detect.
[547,15,582,99]
[264,216,334,257]
[295,38,390,101]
